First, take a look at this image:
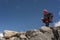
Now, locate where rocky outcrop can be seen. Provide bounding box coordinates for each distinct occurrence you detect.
[3,30,18,38]
[0,26,60,40]
[0,36,6,40]
[26,29,49,40]
[39,26,54,40]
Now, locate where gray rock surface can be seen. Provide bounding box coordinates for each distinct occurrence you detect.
[29,31,48,40]
[40,26,54,40]
[3,30,18,38]
[0,26,60,40]
[0,37,6,40]
[8,37,20,40]
[58,29,60,40]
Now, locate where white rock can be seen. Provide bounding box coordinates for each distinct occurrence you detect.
[40,26,51,31]
[9,37,20,40]
[20,35,26,38]
[40,26,54,40]
[3,30,18,38]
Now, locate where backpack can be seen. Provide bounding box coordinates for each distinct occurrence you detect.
[43,13,53,23]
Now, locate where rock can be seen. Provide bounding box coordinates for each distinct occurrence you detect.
[26,29,39,38]
[19,32,28,40]
[3,30,18,38]
[58,30,60,40]
[39,26,54,40]
[57,29,60,36]
[8,37,20,40]
[0,36,6,40]
[17,32,26,38]
[55,26,60,40]
[20,35,26,38]
[29,30,49,40]
[40,26,52,31]
[26,29,49,40]
[1,26,60,40]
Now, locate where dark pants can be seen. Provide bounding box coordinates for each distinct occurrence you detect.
[45,22,49,27]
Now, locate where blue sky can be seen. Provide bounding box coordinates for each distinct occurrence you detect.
[0,0,60,32]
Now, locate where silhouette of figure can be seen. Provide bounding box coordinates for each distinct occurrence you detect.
[41,9,53,27]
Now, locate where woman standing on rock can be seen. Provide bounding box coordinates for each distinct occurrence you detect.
[41,9,53,27]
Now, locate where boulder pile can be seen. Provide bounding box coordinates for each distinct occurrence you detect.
[0,26,60,40]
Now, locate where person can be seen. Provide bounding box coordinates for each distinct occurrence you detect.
[41,9,53,27]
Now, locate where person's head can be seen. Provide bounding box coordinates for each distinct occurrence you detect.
[43,9,48,14]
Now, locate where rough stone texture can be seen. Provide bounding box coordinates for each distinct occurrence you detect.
[39,26,54,40]
[58,30,60,36]
[8,37,20,40]
[28,30,49,40]
[3,30,18,38]
[40,26,52,31]
[17,32,26,38]
[0,37,6,40]
[19,32,28,40]
[58,30,60,40]
[0,26,60,40]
